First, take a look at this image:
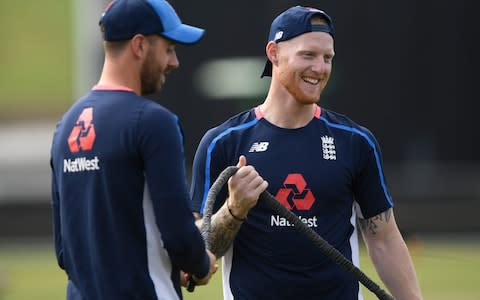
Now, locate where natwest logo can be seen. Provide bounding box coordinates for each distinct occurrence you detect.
[275,173,315,210]
[64,156,100,173]
[68,107,96,153]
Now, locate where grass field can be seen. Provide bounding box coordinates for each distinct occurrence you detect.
[0,239,479,300]
[0,0,72,120]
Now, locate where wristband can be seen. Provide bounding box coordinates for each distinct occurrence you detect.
[227,200,246,222]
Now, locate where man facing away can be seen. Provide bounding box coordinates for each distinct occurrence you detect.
[190,6,422,300]
[50,1,217,299]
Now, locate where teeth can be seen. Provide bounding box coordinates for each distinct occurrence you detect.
[303,77,319,85]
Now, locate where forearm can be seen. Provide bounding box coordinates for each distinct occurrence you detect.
[204,200,244,257]
[162,216,210,277]
[367,232,422,299]
[193,159,266,258]
[359,209,422,299]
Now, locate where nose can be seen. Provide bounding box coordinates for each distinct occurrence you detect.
[311,58,329,73]
[169,51,179,70]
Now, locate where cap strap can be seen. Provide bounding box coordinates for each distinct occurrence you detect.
[311,24,333,34]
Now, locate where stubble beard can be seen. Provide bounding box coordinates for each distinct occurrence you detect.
[140,51,164,96]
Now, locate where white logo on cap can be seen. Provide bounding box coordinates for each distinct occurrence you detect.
[274,31,284,41]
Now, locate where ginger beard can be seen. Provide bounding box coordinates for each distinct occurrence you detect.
[277,65,330,105]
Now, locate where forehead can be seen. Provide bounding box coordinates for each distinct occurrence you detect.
[280,31,334,52]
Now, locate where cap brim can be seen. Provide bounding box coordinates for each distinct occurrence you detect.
[261,60,272,78]
[162,24,205,45]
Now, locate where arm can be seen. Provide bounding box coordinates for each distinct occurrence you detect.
[140,107,212,279]
[194,200,244,257]
[358,208,422,300]
[50,158,64,270]
[194,156,268,258]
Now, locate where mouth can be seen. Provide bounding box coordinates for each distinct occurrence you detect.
[302,76,320,85]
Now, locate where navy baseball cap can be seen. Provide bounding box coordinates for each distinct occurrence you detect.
[99,0,204,44]
[261,6,335,77]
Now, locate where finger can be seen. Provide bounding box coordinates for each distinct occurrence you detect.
[229,166,256,186]
[252,175,268,191]
[236,155,247,167]
[244,177,268,200]
[236,165,258,179]
[255,179,269,195]
[180,272,189,287]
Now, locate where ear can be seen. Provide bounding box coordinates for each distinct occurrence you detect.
[265,41,278,66]
[129,34,148,59]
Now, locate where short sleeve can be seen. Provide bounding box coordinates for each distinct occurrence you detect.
[352,127,394,219]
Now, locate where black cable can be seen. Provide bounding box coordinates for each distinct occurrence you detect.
[188,166,394,300]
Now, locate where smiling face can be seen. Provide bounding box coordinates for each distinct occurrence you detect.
[271,18,335,104]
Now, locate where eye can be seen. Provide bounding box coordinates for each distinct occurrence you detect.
[302,52,316,59]
[167,45,176,54]
[324,54,334,63]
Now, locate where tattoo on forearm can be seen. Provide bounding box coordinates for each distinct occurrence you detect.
[209,205,243,257]
[359,209,392,235]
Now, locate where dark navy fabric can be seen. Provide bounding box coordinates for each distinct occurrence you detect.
[51,88,209,300]
[190,106,393,300]
[67,280,82,300]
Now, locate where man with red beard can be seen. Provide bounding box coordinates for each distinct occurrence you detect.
[50,1,217,299]
[190,6,422,300]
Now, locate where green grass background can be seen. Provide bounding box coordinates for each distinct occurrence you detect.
[0,0,72,120]
[0,240,479,300]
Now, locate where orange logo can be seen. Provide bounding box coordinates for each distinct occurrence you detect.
[68,107,96,153]
[275,174,315,210]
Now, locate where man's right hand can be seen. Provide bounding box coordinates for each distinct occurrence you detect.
[191,250,218,286]
[227,155,269,220]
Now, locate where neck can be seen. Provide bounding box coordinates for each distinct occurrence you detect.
[97,56,141,95]
[260,89,318,129]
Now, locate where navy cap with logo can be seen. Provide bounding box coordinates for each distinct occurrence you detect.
[261,6,335,77]
[99,0,204,44]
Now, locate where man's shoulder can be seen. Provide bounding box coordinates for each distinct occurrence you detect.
[320,107,379,145]
[204,109,256,137]
[72,90,159,112]
[141,98,175,117]
[320,107,356,126]
[320,107,371,133]
[87,90,179,126]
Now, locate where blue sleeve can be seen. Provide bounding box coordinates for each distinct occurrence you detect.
[138,105,209,278]
[50,158,64,270]
[190,128,229,215]
[352,127,394,219]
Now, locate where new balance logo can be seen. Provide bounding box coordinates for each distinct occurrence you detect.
[249,142,269,152]
[274,31,284,41]
[321,135,336,160]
